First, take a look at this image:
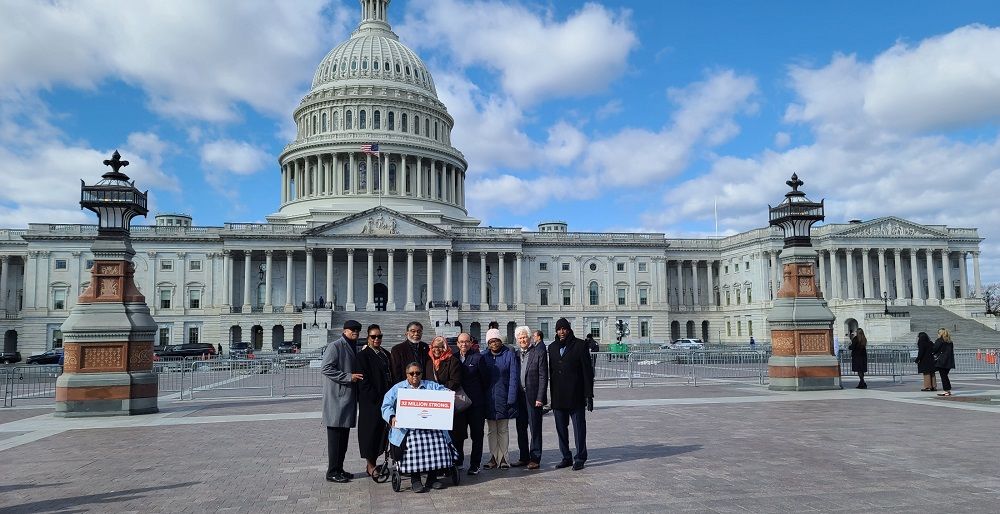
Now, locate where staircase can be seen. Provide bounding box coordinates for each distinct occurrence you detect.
[328,310,431,347]
[899,306,1000,348]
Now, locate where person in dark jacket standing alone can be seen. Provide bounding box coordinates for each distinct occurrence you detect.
[933,328,956,397]
[548,318,594,470]
[913,332,937,391]
[849,328,868,389]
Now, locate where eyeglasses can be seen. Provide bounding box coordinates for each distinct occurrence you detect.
[369,334,383,339]
[407,371,422,376]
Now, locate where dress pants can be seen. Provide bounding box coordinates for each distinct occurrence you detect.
[553,407,587,465]
[326,426,351,475]
[453,404,485,467]
[922,372,937,389]
[938,368,952,391]
[515,391,544,463]
[486,419,510,464]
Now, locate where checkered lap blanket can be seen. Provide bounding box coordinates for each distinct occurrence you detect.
[397,429,458,474]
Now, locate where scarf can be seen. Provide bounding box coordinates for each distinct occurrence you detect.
[431,349,451,370]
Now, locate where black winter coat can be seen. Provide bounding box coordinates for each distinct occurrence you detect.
[454,349,489,407]
[849,337,868,374]
[932,339,956,370]
[914,338,936,374]
[548,334,594,410]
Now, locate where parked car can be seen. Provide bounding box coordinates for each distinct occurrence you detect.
[1,351,23,364]
[154,343,217,359]
[229,342,254,358]
[671,338,705,350]
[276,342,300,354]
[26,348,63,364]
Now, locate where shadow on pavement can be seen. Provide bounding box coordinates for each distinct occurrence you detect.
[0,481,199,514]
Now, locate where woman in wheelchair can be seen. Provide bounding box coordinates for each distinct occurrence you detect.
[382,361,458,493]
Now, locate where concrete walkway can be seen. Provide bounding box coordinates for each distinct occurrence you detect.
[1,376,999,513]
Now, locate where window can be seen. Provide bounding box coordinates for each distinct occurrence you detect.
[539,262,548,271]
[373,60,378,70]
[726,290,731,306]
[54,259,67,270]
[401,113,408,132]
[640,320,649,338]
[434,121,438,140]
[414,116,419,135]
[724,265,729,274]
[52,329,63,348]
[746,288,752,303]
[321,112,327,131]
[589,322,600,338]
[589,262,597,271]
[359,110,367,129]
[639,288,648,306]
[540,288,549,306]
[85,259,94,270]
[540,322,549,341]
[160,260,173,271]
[188,326,200,345]
[395,63,401,73]
[562,288,571,306]
[333,111,339,130]
[425,118,429,136]
[617,288,626,306]
[374,110,381,129]
[727,321,732,336]
[189,289,201,309]
[158,327,170,346]
[638,262,647,272]
[561,262,570,271]
[159,289,171,309]
[736,290,741,305]
[384,61,390,72]
[189,260,202,271]
[351,59,357,70]
[737,320,743,336]
[388,112,395,130]
[346,110,353,129]
[735,263,740,272]
[312,116,316,134]
[361,59,368,70]
[53,289,67,310]
[589,282,599,306]
[616,262,625,272]
[748,320,754,337]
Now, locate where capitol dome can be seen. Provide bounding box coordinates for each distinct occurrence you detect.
[271,0,474,227]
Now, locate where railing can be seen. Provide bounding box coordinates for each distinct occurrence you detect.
[230,306,243,313]
[865,311,910,319]
[2,365,62,407]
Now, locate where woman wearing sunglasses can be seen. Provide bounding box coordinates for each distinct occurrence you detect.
[356,324,392,478]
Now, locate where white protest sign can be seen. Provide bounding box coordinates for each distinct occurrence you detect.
[395,388,455,430]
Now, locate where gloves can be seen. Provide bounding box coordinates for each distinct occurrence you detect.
[586,397,594,412]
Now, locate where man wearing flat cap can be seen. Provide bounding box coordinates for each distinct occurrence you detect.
[548,317,594,470]
[322,320,364,483]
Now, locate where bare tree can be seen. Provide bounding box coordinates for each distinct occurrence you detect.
[983,283,1000,315]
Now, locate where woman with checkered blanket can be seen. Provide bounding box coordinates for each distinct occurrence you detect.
[381,362,458,493]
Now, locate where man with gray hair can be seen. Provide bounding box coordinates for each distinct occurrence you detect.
[322,319,364,483]
[513,325,548,469]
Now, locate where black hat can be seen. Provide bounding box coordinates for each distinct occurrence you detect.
[555,318,571,331]
[343,320,362,331]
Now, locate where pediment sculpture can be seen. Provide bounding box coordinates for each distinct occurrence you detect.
[848,220,936,238]
[360,215,399,235]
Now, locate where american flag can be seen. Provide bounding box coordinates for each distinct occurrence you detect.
[361,142,380,156]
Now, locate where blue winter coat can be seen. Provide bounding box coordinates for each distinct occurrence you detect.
[482,345,520,420]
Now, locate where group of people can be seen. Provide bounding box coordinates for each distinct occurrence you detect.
[321,317,595,493]
[847,327,956,395]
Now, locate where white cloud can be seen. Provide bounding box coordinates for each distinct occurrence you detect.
[774,132,791,148]
[400,0,637,105]
[200,139,272,176]
[466,173,600,221]
[595,99,623,120]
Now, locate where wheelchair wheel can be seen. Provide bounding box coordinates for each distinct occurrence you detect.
[450,466,460,486]
[391,469,401,492]
[373,462,389,483]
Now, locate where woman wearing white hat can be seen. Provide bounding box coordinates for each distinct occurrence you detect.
[480,328,520,469]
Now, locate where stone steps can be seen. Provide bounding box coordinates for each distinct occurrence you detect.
[329,310,430,347]
[897,306,1000,348]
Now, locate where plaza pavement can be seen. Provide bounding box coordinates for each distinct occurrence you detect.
[1,375,1000,513]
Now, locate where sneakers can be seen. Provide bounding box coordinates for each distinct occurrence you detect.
[466,465,481,476]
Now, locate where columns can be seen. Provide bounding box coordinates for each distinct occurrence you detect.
[817,250,827,300]
[242,251,251,310]
[444,250,453,303]
[304,248,314,303]
[366,153,373,195]
[877,249,887,299]
[926,250,938,301]
[479,252,487,309]
[223,250,231,306]
[425,250,434,306]
[894,250,905,300]
[285,250,294,308]
[333,154,341,193]
[942,250,953,299]
[606,256,614,307]
[861,248,872,300]
[416,158,423,198]
[830,249,841,300]
[0,255,8,313]
[387,250,396,310]
[349,153,357,195]
[366,249,375,311]
[280,165,287,203]
[405,249,414,311]
[845,248,857,300]
[910,250,921,301]
[959,252,969,298]
[346,249,356,311]
[973,251,982,297]
[497,252,506,310]
[706,260,715,306]
[515,252,523,307]
[691,260,700,307]
[325,249,334,307]
[461,252,470,309]
[264,250,273,307]
[676,261,685,306]
[769,252,779,300]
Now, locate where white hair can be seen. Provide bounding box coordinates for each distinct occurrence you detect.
[514,325,531,339]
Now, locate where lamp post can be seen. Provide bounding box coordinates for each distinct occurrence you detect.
[882,292,890,315]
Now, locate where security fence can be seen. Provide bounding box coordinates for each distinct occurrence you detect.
[2,365,62,408]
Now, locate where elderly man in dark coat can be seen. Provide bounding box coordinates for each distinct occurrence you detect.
[322,320,364,483]
[390,321,429,383]
[513,325,548,470]
[548,318,594,471]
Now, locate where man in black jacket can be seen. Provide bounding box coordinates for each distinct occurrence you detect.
[548,318,594,470]
[513,325,548,470]
[389,321,429,383]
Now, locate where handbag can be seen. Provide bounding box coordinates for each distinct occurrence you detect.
[453,387,473,413]
[933,351,948,368]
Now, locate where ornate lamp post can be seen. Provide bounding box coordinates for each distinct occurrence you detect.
[55,151,159,416]
[765,173,841,391]
[882,292,890,315]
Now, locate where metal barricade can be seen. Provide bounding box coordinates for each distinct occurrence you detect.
[953,348,1000,379]
[280,356,325,396]
[187,358,276,400]
[2,365,62,408]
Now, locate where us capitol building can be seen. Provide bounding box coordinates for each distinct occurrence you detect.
[0,0,992,356]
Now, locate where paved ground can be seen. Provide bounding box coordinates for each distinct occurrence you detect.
[1,376,1000,513]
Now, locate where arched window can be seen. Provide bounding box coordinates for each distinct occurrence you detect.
[361,59,368,70]
[401,113,408,133]
[388,112,395,131]
[359,110,366,129]
[346,110,353,129]
[589,282,599,306]
[425,118,429,136]
[373,110,381,130]
[434,121,438,140]
[321,112,327,132]
[332,111,339,130]
[395,63,401,73]
[312,116,317,135]
[351,59,357,70]
[389,163,397,193]
[384,61,390,72]
[372,60,379,71]
[414,116,420,135]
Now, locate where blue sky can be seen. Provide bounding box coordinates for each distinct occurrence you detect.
[2,0,1000,282]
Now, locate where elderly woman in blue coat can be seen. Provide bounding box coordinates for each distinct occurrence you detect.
[481,328,520,469]
[382,361,455,493]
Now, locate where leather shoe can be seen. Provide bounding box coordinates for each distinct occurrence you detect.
[411,480,427,493]
[526,462,540,470]
[555,460,573,469]
[326,472,350,483]
[572,462,585,471]
[510,460,527,467]
[429,480,447,490]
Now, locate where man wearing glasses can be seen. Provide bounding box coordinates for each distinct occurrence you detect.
[390,321,429,383]
[322,320,364,483]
